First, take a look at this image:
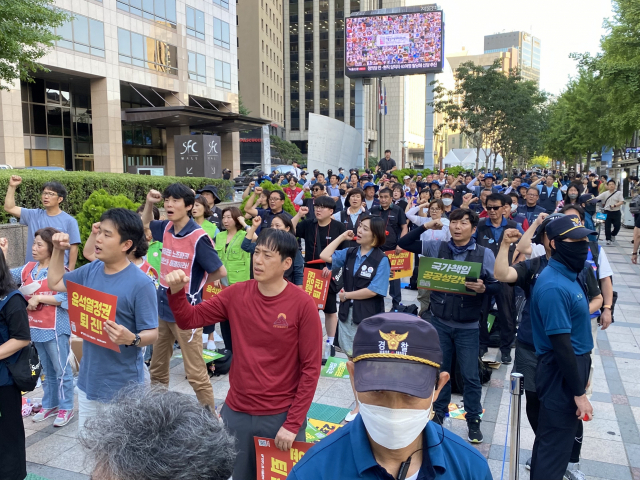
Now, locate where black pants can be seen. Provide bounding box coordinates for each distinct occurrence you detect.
[480,283,516,354]
[221,404,306,480]
[604,210,622,241]
[0,385,27,480]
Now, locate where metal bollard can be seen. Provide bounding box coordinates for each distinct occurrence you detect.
[509,373,524,480]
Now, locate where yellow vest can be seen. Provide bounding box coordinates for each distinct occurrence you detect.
[214,230,251,284]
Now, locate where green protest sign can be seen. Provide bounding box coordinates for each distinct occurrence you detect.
[321,356,350,379]
[417,257,482,296]
[176,349,224,363]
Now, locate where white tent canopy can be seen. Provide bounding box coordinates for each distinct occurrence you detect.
[443,148,504,170]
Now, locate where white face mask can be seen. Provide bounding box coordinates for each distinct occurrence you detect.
[510,204,518,213]
[442,198,453,206]
[359,392,434,450]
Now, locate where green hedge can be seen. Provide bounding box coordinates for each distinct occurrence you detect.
[0,171,234,225]
[391,165,467,182]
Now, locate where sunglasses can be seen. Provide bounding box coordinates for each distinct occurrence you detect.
[486,206,503,211]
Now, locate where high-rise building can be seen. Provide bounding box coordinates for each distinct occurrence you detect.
[0,0,267,174]
[284,0,380,157]
[237,0,284,126]
[484,31,541,83]
[447,47,519,74]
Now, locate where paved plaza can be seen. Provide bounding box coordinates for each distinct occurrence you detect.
[21,227,640,480]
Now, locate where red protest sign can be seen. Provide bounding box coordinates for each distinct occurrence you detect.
[254,437,313,480]
[303,267,330,309]
[202,282,227,301]
[384,249,413,280]
[67,281,119,352]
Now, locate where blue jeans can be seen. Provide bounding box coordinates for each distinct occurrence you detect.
[35,335,74,410]
[389,279,401,306]
[431,318,483,422]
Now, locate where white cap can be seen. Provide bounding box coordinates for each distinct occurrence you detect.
[403,175,410,180]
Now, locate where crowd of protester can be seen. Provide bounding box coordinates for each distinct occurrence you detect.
[0,157,634,480]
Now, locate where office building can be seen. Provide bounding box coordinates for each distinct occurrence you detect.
[237,0,284,126]
[446,46,519,75]
[0,0,268,174]
[484,31,541,83]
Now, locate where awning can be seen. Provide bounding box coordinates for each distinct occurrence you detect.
[121,106,269,132]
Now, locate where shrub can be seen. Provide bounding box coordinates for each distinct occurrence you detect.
[75,189,140,265]
[0,171,234,225]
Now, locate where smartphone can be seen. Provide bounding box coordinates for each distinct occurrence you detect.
[465,276,478,292]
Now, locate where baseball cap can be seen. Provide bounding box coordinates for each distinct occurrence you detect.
[579,193,598,205]
[416,173,423,177]
[545,214,596,241]
[300,171,307,176]
[195,185,221,203]
[484,173,495,179]
[403,175,411,180]
[532,213,565,245]
[442,188,454,196]
[352,313,442,398]
[520,183,530,189]
[363,182,376,189]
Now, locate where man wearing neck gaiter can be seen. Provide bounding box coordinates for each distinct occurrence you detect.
[398,208,500,444]
[529,214,596,480]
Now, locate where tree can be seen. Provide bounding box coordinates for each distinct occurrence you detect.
[0,0,70,88]
[270,135,303,165]
[238,95,251,116]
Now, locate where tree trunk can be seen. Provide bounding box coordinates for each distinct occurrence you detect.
[475,146,481,174]
[586,151,592,173]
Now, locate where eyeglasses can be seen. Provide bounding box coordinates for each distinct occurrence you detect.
[314,205,330,210]
[486,206,502,211]
[42,191,58,198]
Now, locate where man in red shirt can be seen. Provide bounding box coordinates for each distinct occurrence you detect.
[164,229,322,480]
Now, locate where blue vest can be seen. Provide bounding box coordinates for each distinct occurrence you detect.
[538,186,559,213]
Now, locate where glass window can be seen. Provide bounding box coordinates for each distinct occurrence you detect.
[118,28,131,63]
[55,12,105,57]
[47,106,63,136]
[213,18,230,49]
[215,59,231,89]
[117,0,176,27]
[118,28,177,74]
[46,82,60,103]
[186,6,205,40]
[188,51,206,83]
[213,0,229,10]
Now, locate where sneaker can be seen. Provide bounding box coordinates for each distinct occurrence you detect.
[606,240,611,245]
[53,409,74,427]
[467,419,483,443]
[611,236,616,243]
[525,457,531,471]
[32,407,58,423]
[501,352,512,364]
[564,462,586,480]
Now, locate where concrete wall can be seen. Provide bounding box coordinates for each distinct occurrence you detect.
[0,224,29,268]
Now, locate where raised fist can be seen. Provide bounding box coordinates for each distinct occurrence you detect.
[425,220,444,231]
[0,237,8,257]
[249,181,256,188]
[52,233,71,251]
[254,186,263,195]
[91,222,101,236]
[502,228,522,245]
[252,216,262,227]
[299,206,309,216]
[165,269,190,293]
[343,230,355,241]
[147,189,162,204]
[9,176,22,187]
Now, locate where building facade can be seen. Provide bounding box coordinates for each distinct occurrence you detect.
[484,31,541,83]
[237,0,284,126]
[0,0,267,175]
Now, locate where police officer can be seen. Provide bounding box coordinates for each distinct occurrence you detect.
[475,193,522,363]
[528,215,596,480]
[366,188,408,309]
[398,208,500,443]
[288,313,493,480]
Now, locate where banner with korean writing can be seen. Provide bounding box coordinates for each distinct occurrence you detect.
[254,437,313,480]
[303,267,330,309]
[320,356,350,379]
[202,282,227,301]
[417,257,482,296]
[67,282,119,352]
[305,418,343,443]
[384,249,413,280]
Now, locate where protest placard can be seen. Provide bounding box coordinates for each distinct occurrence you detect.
[302,267,330,309]
[254,437,313,480]
[67,281,119,352]
[202,282,227,301]
[417,257,482,296]
[384,249,413,280]
[305,418,343,443]
[320,356,350,379]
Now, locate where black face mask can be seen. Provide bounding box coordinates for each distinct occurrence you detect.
[551,239,589,273]
[584,203,596,215]
[339,189,346,196]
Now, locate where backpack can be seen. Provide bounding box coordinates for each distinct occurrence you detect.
[450,350,492,395]
[390,304,419,316]
[208,348,232,377]
[630,195,640,215]
[0,291,42,391]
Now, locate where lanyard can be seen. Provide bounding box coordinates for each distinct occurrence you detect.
[313,221,333,260]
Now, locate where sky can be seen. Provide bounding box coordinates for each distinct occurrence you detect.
[410,0,615,95]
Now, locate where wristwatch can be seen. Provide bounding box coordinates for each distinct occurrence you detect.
[129,333,141,347]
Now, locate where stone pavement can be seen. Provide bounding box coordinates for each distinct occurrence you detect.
[22,226,640,480]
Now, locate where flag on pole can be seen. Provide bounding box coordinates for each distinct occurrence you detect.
[384,86,387,116]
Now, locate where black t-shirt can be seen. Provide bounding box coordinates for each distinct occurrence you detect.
[0,294,30,386]
[394,198,408,211]
[587,180,600,196]
[453,184,473,207]
[378,158,396,173]
[416,181,428,191]
[367,204,407,250]
[296,218,347,263]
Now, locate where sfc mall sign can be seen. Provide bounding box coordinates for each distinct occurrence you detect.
[174,135,222,178]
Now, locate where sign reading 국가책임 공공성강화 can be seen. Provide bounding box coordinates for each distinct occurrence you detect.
[67,282,120,352]
[417,257,482,296]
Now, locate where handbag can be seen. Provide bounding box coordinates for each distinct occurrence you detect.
[0,291,42,391]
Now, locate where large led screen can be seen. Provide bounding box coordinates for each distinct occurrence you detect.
[345,8,444,77]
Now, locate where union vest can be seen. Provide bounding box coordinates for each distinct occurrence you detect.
[21,262,59,330]
[214,230,251,284]
[475,218,518,258]
[160,222,210,303]
[429,242,487,323]
[338,247,386,325]
[538,185,559,213]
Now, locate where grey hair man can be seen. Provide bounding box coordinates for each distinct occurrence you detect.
[80,387,236,480]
